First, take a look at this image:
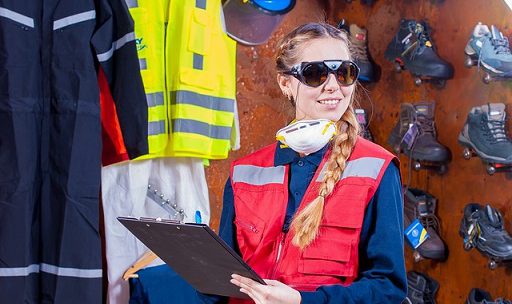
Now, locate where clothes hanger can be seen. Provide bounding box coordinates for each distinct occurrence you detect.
[122,184,186,280]
[123,250,158,280]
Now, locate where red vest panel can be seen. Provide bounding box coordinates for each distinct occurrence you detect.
[229,137,397,303]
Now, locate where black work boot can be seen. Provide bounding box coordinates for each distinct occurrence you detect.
[388,101,451,163]
[384,19,454,80]
[402,271,439,304]
[458,103,512,164]
[467,288,512,304]
[349,24,379,82]
[460,203,512,261]
[355,108,374,142]
[404,188,447,261]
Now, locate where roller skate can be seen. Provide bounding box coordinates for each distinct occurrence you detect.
[402,271,439,304]
[467,288,512,304]
[385,19,454,88]
[388,101,451,174]
[404,188,447,262]
[458,103,512,175]
[348,23,380,83]
[464,23,512,84]
[355,108,374,142]
[459,203,512,270]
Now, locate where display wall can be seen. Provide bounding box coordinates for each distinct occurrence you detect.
[206,0,512,302]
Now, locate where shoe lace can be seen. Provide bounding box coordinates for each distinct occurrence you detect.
[482,118,510,144]
[416,115,435,135]
[350,39,369,62]
[490,298,512,304]
[492,36,512,55]
[419,213,440,232]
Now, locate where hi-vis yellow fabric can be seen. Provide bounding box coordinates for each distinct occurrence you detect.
[128,0,237,159]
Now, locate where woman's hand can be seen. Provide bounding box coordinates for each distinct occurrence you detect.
[230,274,301,304]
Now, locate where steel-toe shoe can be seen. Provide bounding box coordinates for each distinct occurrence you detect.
[388,101,451,163]
[402,271,438,304]
[349,24,379,82]
[385,19,454,80]
[465,23,512,76]
[458,103,512,164]
[404,188,447,260]
[460,203,512,260]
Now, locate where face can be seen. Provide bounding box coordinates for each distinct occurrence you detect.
[278,37,356,122]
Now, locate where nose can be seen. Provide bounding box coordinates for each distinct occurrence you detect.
[323,73,340,92]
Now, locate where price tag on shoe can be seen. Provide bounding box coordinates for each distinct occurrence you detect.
[402,123,419,150]
[405,218,430,249]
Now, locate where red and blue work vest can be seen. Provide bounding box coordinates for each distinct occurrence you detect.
[229,137,397,302]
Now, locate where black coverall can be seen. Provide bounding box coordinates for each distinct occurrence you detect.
[0,0,148,302]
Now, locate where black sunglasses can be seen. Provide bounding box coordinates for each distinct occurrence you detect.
[284,60,360,87]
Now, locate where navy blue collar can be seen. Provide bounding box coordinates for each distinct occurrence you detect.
[274,142,329,167]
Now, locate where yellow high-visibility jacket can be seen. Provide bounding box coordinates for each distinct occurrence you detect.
[128,0,237,159]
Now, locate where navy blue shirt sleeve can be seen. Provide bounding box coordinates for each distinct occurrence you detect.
[300,163,406,303]
[197,178,235,304]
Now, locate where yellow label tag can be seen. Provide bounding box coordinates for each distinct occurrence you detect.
[425,41,432,47]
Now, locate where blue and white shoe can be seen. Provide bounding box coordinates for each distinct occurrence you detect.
[465,22,512,79]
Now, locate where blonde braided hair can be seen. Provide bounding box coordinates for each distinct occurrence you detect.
[275,22,361,249]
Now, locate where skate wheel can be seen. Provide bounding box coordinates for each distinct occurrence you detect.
[433,79,446,89]
[482,73,492,84]
[438,164,447,175]
[413,251,422,262]
[413,161,422,171]
[463,241,473,251]
[393,62,402,73]
[486,165,496,175]
[464,56,475,68]
[489,259,498,270]
[414,77,422,86]
[463,148,472,160]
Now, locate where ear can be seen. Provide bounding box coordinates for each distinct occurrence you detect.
[277,74,292,95]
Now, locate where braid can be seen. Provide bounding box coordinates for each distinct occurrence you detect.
[290,106,360,249]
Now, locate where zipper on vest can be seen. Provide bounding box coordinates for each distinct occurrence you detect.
[270,232,286,279]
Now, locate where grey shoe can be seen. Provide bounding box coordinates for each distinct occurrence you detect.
[458,103,512,164]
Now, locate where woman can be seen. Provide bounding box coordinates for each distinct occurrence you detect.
[208,22,406,304]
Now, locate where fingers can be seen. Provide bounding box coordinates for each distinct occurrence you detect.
[231,274,266,303]
[263,279,282,286]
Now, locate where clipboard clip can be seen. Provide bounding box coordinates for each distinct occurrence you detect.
[147,184,186,222]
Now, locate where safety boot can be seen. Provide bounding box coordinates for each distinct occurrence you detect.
[388,101,451,163]
[385,19,454,82]
[460,203,512,263]
[402,271,438,304]
[349,24,379,82]
[465,23,512,78]
[459,103,512,164]
[404,188,447,261]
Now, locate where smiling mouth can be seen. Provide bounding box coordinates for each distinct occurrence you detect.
[317,99,341,105]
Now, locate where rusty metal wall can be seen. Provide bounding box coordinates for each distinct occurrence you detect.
[206,0,512,302]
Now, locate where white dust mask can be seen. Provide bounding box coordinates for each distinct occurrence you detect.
[276,119,337,155]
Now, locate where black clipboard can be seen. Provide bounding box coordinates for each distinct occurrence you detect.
[117,217,265,299]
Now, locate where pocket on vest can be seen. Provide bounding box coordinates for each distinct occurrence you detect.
[299,237,355,277]
[234,215,265,261]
